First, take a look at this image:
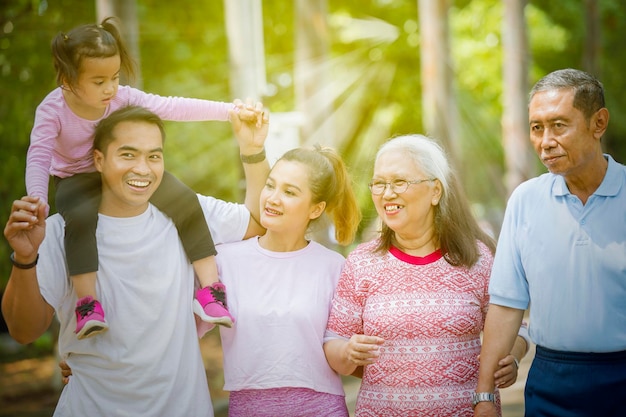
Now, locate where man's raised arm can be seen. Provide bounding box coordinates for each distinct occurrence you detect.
[2,196,54,344]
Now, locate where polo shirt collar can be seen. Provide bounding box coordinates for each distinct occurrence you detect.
[552,154,622,197]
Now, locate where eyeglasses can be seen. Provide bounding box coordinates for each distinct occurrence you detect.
[368,178,434,195]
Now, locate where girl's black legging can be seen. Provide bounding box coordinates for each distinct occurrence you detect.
[54,171,216,276]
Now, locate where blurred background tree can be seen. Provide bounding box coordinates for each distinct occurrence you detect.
[1,0,625,307]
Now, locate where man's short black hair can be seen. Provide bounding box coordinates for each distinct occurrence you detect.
[94,105,166,152]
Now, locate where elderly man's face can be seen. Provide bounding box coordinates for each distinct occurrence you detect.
[529,88,602,179]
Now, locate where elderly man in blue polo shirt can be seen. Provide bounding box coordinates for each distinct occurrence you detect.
[474,68,626,416]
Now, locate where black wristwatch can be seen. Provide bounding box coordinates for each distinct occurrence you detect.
[472,392,495,408]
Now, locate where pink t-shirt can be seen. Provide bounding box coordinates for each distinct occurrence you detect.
[26,85,233,203]
[326,239,501,417]
[217,237,346,397]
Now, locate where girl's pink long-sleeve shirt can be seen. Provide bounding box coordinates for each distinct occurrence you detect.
[27,85,234,203]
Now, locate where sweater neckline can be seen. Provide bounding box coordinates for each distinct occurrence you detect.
[389,245,443,265]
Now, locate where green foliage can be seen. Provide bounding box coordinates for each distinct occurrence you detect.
[136,0,240,200]
[0,1,95,289]
[324,1,423,230]
[1,0,626,292]
[451,0,508,206]
[529,0,626,161]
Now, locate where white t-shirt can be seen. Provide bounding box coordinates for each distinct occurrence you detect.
[217,237,346,396]
[37,195,249,417]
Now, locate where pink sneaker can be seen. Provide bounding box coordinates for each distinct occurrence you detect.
[75,296,109,340]
[193,283,234,328]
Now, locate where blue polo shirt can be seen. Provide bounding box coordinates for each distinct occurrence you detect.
[489,155,626,352]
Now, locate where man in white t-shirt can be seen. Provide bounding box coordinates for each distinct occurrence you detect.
[2,105,269,416]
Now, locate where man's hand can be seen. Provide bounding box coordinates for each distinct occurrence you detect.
[2,196,52,344]
[4,196,46,262]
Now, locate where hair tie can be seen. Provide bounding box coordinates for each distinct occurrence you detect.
[98,24,103,29]
[63,33,69,41]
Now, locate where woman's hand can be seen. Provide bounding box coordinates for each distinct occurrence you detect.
[343,334,385,366]
[59,360,72,385]
[493,354,519,388]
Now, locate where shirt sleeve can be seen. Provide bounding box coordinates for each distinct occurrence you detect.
[326,254,366,338]
[517,321,531,354]
[197,194,250,245]
[27,102,60,204]
[488,189,531,310]
[122,85,234,122]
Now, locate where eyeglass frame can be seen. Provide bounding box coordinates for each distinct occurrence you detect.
[368,178,435,195]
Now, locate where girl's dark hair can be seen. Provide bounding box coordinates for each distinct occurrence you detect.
[278,145,361,246]
[51,17,135,90]
[373,135,496,267]
[94,106,166,153]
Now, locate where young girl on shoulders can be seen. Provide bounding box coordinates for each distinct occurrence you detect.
[27,17,262,340]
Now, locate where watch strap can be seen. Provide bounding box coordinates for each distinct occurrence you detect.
[472,392,495,408]
[240,148,266,164]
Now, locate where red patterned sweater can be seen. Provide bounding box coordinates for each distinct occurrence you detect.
[326,239,501,417]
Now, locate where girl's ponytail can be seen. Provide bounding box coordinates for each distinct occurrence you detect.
[317,146,361,246]
[50,17,136,90]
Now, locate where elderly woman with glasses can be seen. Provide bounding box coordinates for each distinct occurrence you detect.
[323,135,529,417]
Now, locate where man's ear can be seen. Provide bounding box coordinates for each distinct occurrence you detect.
[592,107,609,140]
[93,149,104,173]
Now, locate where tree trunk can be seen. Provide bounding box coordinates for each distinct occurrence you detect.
[582,0,601,77]
[96,0,142,88]
[502,0,532,196]
[223,0,267,101]
[418,0,459,165]
[294,0,337,248]
[295,0,333,147]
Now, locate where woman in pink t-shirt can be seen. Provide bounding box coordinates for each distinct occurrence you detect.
[214,146,361,416]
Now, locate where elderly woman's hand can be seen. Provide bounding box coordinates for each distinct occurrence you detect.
[493,354,519,388]
[344,334,385,366]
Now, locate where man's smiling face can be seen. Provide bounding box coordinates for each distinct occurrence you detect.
[94,119,164,217]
